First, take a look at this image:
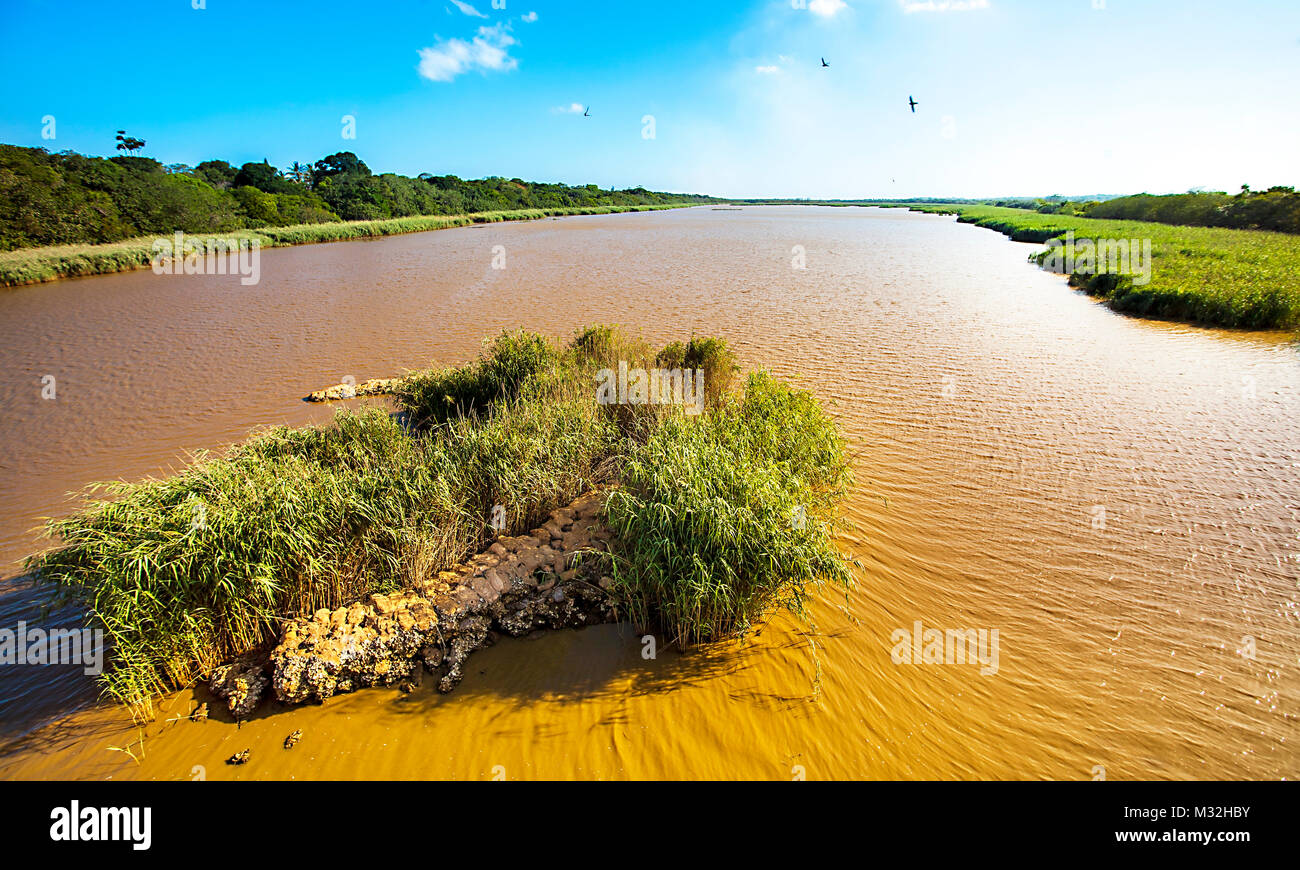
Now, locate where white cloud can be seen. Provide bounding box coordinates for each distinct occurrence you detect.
[449,0,488,18]
[755,65,781,74]
[809,0,848,16]
[522,11,538,23]
[418,24,518,82]
[900,0,989,12]
[553,102,585,114]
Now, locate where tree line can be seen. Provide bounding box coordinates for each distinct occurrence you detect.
[0,143,716,251]
[1007,187,1300,234]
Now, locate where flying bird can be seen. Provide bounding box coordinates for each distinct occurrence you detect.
[908,96,919,113]
[583,106,591,117]
[821,57,830,67]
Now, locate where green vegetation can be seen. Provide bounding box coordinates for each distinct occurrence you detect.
[914,187,1300,234]
[1083,188,1300,234]
[606,371,851,644]
[0,142,715,253]
[896,204,1300,331]
[30,327,852,714]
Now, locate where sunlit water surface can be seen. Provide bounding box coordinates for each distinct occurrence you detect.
[0,207,1295,779]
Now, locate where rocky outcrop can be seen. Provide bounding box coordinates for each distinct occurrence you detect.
[269,490,617,704]
[304,377,402,403]
[209,657,269,719]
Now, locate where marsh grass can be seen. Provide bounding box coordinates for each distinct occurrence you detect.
[30,325,852,714]
[396,330,562,430]
[0,205,681,288]
[605,371,853,645]
[899,204,1300,331]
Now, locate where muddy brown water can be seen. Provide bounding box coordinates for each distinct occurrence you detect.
[0,206,1296,779]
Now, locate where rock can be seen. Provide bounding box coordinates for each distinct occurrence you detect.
[259,487,619,707]
[226,749,250,765]
[421,643,444,670]
[270,591,438,705]
[569,491,604,518]
[209,657,268,719]
[283,730,302,750]
[304,377,401,403]
[190,702,209,723]
[438,616,491,693]
[468,573,497,602]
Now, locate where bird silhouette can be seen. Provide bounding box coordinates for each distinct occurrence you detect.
[583,106,591,117]
[908,96,918,112]
[821,57,830,67]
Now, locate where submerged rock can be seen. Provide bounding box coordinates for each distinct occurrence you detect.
[283,730,302,750]
[268,490,616,706]
[226,749,250,766]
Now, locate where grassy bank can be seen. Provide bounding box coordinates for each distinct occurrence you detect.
[0,205,683,288]
[29,326,852,714]
[889,204,1300,331]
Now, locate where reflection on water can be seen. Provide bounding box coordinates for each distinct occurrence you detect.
[0,207,1295,779]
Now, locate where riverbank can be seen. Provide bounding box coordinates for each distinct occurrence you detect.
[883,203,1300,332]
[0,205,687,288]
[28,326,852,718]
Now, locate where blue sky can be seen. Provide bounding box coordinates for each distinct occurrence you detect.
[1,0,1297,198]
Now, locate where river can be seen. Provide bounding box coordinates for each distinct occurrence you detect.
[0,206,1295,779]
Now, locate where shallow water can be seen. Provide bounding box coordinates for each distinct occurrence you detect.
[0,206,1296,779]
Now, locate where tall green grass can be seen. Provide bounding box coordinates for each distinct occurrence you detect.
[396,330,561,429]
[895,203,1300,331]
[30,325,851,714]
[605,371,852,645]
[0,205,682,288]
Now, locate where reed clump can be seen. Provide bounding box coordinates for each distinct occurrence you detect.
[605,371,852,645]
[30,325,852,714]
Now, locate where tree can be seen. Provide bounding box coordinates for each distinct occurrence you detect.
[311,151,369,186]
[233,160,301,195]
[284,161,312,186]
[115,130,145,157]
[195,160,237,189]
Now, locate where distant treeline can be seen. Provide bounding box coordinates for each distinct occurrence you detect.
[997,188,1300,234]
[0,144,716,251]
